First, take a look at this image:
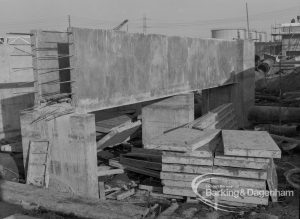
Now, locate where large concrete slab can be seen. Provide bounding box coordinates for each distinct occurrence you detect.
[66,27,254,112]
[145,128,220,152]
[222,130,281,158]
[142,93,194,145]
[20,107,98,198]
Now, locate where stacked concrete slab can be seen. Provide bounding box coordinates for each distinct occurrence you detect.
[146,128,281,206]
[146,128,220,197]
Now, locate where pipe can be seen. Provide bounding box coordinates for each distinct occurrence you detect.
[257,59,274,74]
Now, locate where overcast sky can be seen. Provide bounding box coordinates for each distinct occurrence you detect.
[0,0,300,39]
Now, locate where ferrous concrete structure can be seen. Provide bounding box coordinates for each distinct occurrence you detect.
[0,34,34,139]
[20,27,255,198]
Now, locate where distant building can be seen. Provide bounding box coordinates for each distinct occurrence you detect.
[271,16,300,57]
[211,28,267,42]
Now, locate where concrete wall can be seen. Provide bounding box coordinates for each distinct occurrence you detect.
[68,27,254,112]
[142,93,194,146]
[30,30,71,104]
[20,108,98,198]
[0,36,34,138]
[202,41,255,128]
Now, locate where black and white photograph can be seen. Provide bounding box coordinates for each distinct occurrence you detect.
[0,0,299,218]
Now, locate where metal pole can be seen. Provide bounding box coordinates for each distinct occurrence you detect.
[68,15,71,28]
[246,2,250,40]
[143,15,147,34]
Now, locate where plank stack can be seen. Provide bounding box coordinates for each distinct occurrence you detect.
[185,103,238,130]
[145,128,281,207]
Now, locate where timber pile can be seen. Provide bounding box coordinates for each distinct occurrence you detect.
[145,128,281,207]
[185,103,238,130]
[120,148,162,178]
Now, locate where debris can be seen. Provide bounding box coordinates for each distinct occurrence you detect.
[97,165,124,176]
[108,158,124,169]
[285,168,300,190]
[20,200,40,211]
[181,207,198,218]
[255,124,297,137]
[156,202,179,219]
[248,212,279,219]
[3,214,40,219]
[116,188,135,200]
[270,134,300,149]
[98,181,106,200]
[150,192,184,200]
[0,142,22,153]
[120,149,162,178]
[139,184,163,193]
[248,105,300,123]
[97,119,141,151]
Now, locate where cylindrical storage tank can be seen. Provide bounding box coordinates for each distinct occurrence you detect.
[211,29,247,40]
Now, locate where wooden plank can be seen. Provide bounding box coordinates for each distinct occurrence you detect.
[187,103,233,129]
[97,166,124,176]
[26,140,50,188]
[162,155,213,166]
[214,157,269,170]
[122,152,161,163]
[267,159,278,202]
[123,165,160,178]
[150,192,184,200]
[98,181,106,201]
[97,120,141,150]
[96,115,132,133]
[116,189,135,200]
[145,128,220,152]
[222,130,281,158]
[216,200,257,207]
[213,166,268,180]
[162,163,212,174]
[131,147,162,155]
[160,172,199,181]
[207,111,236,129]
[162,180,209,189]
[138,184,163,193]
[120,156,161,171]
[210,176,266,190]
[216,195,268,205]
[108,158,125,169]
[163,186,197,197]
